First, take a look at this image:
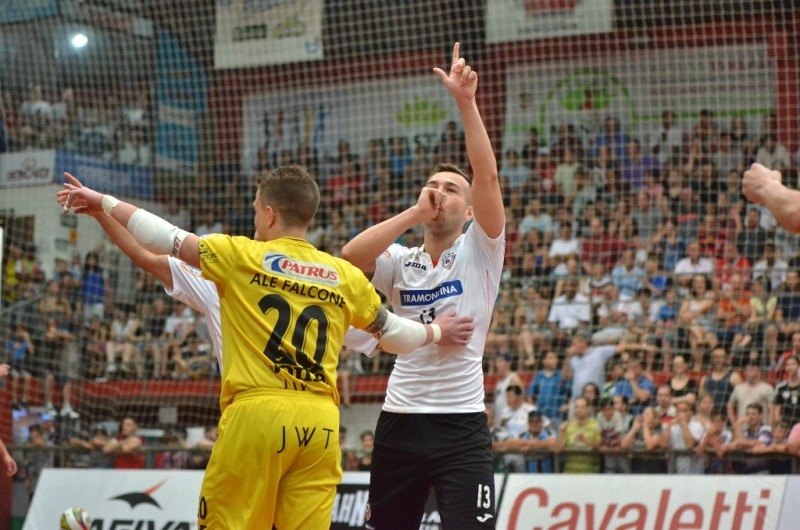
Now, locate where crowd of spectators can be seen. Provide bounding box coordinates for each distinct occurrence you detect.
[4,107,800,474]
[0,83,152,165]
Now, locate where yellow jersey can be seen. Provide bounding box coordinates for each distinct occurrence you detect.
[199,235,381,411]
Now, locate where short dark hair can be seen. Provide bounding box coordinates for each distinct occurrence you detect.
[256,165,320,228]
[428,162,472,186]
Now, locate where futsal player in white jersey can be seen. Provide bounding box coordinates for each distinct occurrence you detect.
[341,42,504,529]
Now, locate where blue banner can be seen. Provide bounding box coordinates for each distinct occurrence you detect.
[54,150,154,199]
[156,31,208,176]
[0,0,57,25]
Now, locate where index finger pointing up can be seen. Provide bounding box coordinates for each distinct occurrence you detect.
[451,42,461,65]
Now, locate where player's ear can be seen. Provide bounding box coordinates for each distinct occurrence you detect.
[464,205,474,222]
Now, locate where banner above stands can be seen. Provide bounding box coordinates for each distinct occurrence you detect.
[0,150,56,188]
[214,0,324,69]
[486,0,613,43]
[53,150,154,200]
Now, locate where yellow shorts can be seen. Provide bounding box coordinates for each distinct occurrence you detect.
[197,390,342,530]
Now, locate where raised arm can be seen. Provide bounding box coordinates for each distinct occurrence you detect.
[742,163,800,233]
[59,173,201,268]
[433,42,503,238]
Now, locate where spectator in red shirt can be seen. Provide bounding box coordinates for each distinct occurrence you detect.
[582,217,626,274]
[103,415,144,469]
[715,241,751,289]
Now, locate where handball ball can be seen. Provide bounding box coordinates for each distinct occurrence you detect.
[60,507,92,530]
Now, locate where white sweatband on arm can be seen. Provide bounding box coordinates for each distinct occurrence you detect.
[375,312,439,354]
[101,195,120,215]
[127,209,190,256]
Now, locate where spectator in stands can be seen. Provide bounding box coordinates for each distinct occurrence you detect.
[623,406,667,473]
[68,426,113,469]
[355,430,374,472]
[753,240,788,293]
[521,127,541,171]
[592,283,639,345]
[593,116,629,162]
[729,403,773,474]
[773,355,800,427]
[579,382,601,419]
[774,269,800,343]
[566,331,628,408]
[554,147,579,205]
[653,217,686,275]
[654,384,677,425]
[597,396,629,473]
[613,356,653,417]
[650,110,684,166]
[517,198,553,241]
[172,331,213,381]
[40,317,80,418]
[622,139,660,192]
[155,429,191,469]
[501,149,529,193]
[668,355,698,407]
[103,415,144,469]
[548,278,591,344]
[581,217,626,275]
[192,426,218,470]
[548,223,580,269]
[691,109,719,153]
[614,395,634,432]
[663,401,706,474]
[732,374,770,428]
[755,133,791,172]
[19,424,53,499]
[673,241,715,296]
[696,409,733,474]
[737,208,769,267]
[526,351,568,428]
[514,410,556,473]
[432,120,466,168]
[78,251,110,323]
[486,289,514,361]
[18,84,52,149]
[753,420,792,474]
[84,316,109,380]
[514,291,552,369]
[678,275,718,369]
[586,261,612,301]
[571,167,597,220]
[7,323,33,410]
[492,353,524,422]
[499,384,535,472]
[160,301,197,379]
[715,241,751,290]
[556,396,601,473]
[715,273,751,354]
[729,116,754,158]
[700,347,743,412]
[631,190,664,244]
[611,249,645,301]
[162,197,192,233]
[106,305,144,380]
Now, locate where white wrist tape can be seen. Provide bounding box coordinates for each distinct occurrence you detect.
[431,324,442,344]
[127,209,189,256]
[101,195,120,215]
[376,312,433,354]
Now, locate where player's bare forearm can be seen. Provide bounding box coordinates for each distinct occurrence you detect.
[341,207,422,274]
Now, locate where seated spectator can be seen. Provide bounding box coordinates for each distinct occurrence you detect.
[737,208,769,266]
[548,279,591,347]
[774,270,800,344]
[103,416,144,469]
[356,431,374,472]
[678,275,718,370]
[499,384,535,472]
[727,362,774,425]
[84,317,109,380]
[485,289,515,363]
[514,293,552,370]
[106,305,144,380]
[715,273,751,354]
[614,395,634,432]
[556,397,601,473]
[753,420,792,474]
[611,249,645,301]
[668,355,698,407]
[673,241,715,297]
[581,217,626,275]
[621,139,660,192]
[663,401,706,474]
[700,347,742,412]
[548,224,580,269]
[773,355,800,427]
[492,353,524,421]
[755,133,791,172]
[339,425,359,472]
[579,382,601,419]
[586,261,612,301]
[597,397,629,473]
[518,198,553,241]
[6,323,34,410]
[754,241,789,293]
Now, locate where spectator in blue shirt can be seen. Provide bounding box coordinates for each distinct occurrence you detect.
[613,356,654,416]
[526,350,569,428]
[501,410,556,473]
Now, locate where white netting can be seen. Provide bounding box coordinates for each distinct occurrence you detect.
[0,0,797,457]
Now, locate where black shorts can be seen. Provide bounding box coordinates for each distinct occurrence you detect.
[366,411,496,530]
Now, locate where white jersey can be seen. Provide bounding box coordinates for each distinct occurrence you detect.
[372,222,504,413]
[164,257,223,371]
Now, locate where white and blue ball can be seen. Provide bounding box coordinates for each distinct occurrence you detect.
[59,507,92,530]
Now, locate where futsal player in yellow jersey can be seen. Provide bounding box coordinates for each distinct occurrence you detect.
[59,165,474,530]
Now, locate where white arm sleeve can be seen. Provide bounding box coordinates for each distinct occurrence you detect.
[127,208,189,256]
[375,312,441,355]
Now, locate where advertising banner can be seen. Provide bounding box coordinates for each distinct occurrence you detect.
[498,474,786,530]
[486,0,613,43]
[242,75,462,173]
[0,0,57,25]
[214,0,324,69]
[0,150,56,188]
[503,43,776,154]
[156,31,208,177]
[54,150,154,199]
